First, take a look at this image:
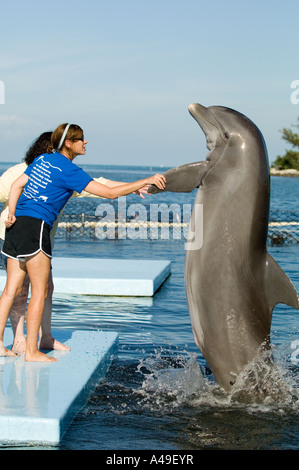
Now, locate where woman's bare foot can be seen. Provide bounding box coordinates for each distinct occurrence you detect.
[12,336,26,355]
[25,350,57,363]
[12,336,70,354]
[39,336,70,352]
[0,345,19,357]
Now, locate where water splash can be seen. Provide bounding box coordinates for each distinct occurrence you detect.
[69,348,299,450]
[227,351,298,406]
[131,348,299,412]
[136,352,206,409]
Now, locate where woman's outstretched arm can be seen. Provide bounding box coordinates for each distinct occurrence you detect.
[84,174,166,200]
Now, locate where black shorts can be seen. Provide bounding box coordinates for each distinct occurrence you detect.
[2,216,52,262]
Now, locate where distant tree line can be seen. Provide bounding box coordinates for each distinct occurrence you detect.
[272,118,299,170]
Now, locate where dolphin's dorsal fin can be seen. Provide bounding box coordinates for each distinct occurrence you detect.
[266,253,299,310]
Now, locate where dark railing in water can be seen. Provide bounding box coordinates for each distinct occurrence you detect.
[56,205,299,246]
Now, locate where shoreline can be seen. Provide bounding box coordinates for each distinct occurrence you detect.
[270,168,299,177]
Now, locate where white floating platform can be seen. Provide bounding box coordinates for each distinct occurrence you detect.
[52,257,171,296]
[0,328,118,446]
[0,258,171,297]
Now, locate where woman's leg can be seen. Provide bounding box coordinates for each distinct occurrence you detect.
[10,273,30,354]
[9,270,70,353]
[38,271,70,351]
[25,251,57,363]
[0,257,27,356]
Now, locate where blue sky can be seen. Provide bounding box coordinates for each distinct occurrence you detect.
[1,0,299,167]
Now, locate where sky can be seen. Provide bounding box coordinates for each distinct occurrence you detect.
[1,0,299,167]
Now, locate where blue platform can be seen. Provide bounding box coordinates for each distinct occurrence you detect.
[0,328,118,446]
[0,258,171,297]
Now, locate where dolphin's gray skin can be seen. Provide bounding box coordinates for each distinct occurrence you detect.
[149,103,299,391]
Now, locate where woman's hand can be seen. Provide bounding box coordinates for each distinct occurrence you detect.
[5,213,16,228]
[135,174,166,197]
[148,174,166,190]
[134,187,149,199]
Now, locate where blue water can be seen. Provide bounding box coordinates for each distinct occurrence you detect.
[1,164,299,450]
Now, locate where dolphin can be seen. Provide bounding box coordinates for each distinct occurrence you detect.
[149,103,299,392]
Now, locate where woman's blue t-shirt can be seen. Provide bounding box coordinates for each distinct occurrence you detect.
[15,152,93,228]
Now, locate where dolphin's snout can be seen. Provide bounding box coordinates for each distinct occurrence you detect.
[188,102,208,115]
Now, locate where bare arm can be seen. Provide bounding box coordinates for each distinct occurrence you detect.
[0,163,27,202]
[74,178,147,199]
[84,174,166,199]
[73,177,109,199]
[102,179,148,199]
[5,173,29,227]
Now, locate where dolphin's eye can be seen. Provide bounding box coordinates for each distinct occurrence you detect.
[224,132,230,139]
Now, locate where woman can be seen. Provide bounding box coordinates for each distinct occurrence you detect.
[0,123,166,362]
[0,132,64,353]
[0,131,118,354]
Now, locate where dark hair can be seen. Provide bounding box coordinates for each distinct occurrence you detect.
[24,132,53,165]
[47,123,84,153]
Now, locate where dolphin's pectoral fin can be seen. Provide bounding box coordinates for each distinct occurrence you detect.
[266,254,299,310]
[148,161,208,194]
